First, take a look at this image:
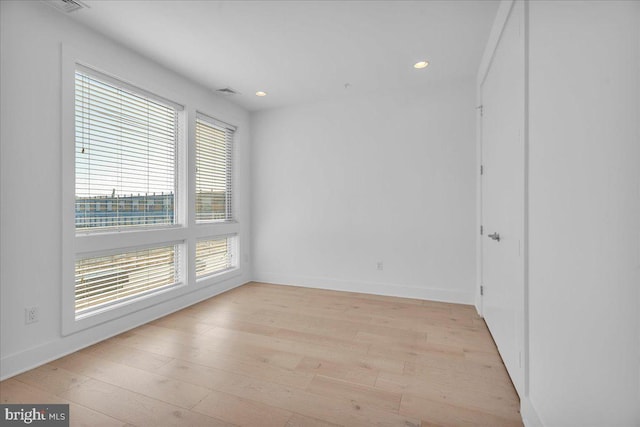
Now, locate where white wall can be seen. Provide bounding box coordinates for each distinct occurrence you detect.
[527,1,640,425]
[0,1,251,379]
[251,81,477,303]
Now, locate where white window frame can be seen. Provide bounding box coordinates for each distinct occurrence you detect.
[187,110,241,292]
[61,45,240,335]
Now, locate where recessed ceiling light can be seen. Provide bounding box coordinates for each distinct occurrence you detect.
[413,61,429,69]
[256,91,267,97]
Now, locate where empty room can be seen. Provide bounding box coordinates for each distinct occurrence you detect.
[0,0,638,426]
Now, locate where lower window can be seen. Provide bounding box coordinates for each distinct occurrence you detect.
[196,235,237,279]
[75,244,180,316]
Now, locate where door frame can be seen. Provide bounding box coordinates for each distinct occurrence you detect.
[475,0,530,398]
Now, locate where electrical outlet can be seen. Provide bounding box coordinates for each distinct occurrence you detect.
[25,306,39,324]
[376,261,384,271]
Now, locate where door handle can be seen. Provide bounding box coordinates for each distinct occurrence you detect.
[488,232,501,242]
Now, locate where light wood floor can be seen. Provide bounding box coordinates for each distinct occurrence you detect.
[0,282,522,427]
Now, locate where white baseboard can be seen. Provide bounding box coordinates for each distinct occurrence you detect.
[0,279,247,381]
[253,273,475,305]
[521,397,544,427]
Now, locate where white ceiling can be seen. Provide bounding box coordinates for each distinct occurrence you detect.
[69,0,499,112]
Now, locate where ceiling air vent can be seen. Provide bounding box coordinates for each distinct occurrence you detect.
[216,87,239,96]
[43,0,89,13]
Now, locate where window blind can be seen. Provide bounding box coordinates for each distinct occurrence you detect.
[75,245,179,313]
[195,114,234,222]
[75,69,178,230]
[195,236,237,278]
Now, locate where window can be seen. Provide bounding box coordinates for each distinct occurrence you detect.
[75,245,179,313]
[62,48,241,335]
[195,114,235,222]
[75,69,177,230]
[72,66,183,319]
[196,235,237,279]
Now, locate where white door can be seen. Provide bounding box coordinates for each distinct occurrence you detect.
[480,0,525,397]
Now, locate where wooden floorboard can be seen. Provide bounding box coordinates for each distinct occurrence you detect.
[0,282,522,426]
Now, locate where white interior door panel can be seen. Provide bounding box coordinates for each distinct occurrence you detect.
[480,0,525,397]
